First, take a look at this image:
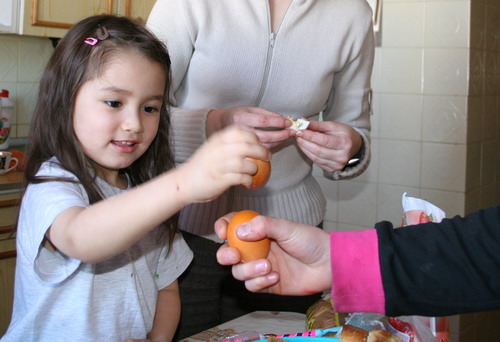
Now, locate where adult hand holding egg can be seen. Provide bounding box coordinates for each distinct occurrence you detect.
[226,210,271,262]
[215,213,331,295]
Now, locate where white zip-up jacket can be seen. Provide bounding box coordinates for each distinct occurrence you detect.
[147,0,375,239]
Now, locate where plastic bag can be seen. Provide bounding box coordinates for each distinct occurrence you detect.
[339,312,386,332]
[333,313,388,339]
[387,316,438,342]
[398,193,450,342]
[401,192,445,225]
[334,313,438,342]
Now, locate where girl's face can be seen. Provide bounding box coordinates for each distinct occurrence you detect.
[73,51,165,185]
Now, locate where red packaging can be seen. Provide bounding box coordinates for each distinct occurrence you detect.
[399,193,450,342]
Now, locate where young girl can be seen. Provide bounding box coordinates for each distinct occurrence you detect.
[1,15,269,342]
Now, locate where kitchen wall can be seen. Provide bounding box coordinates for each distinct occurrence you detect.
[315,0,500,341]
[0,34,53,141]
[319,0,499,235]
[0,0,499,340]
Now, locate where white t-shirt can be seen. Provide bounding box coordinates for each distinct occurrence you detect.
[1,158,193,342]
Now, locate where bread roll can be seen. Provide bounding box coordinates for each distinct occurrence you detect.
[367,329,402,342]
[340,324,368,342]
[340,325,402,342]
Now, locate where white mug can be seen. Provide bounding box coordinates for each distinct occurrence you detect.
[0,151,19,175]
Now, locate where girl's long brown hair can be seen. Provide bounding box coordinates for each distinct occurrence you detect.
[21,15,178,246]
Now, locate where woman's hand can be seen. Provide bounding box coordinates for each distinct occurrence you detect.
[294,120,363,173]
[207,106,294,149]
[178,125,270,204]
[215,213,331,295]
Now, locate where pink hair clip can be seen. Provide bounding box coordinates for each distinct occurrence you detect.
[84,37,99,46]
[84,25,109,46]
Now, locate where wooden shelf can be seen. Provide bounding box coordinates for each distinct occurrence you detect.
[0,250,16,260]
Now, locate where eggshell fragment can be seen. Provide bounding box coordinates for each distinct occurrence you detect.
[287,116,310,130]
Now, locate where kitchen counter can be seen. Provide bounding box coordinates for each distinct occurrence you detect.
[0,171,23,194]
[0,137,27,194]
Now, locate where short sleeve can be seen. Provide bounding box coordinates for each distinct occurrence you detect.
[16,161,89,284]
[155,233,193,290]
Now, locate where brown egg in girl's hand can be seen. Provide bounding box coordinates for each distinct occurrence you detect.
[227,210,271,262]
[246,158,271,190]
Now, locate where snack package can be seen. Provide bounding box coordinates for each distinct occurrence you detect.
[401,192,445,226]
[338,312,386,332]
[387,316,438,342]
[306,295,348,331]
[213,331,262,342]
[334,313,405,341]
[391,193,449,342]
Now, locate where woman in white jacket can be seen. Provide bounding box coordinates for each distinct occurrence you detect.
[147,0,375,338]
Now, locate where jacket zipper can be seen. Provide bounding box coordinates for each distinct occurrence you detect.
[255,0,295,106]
[254,32,276,106]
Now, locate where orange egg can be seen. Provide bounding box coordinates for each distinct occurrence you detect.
[246,158,271,190]
[227,210,271,262]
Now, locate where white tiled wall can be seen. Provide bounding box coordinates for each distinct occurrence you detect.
[317,0,500,340]
[320,0,499,232]
[0,34,54,139]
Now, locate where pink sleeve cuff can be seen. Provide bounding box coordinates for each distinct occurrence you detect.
[330,229,385,314]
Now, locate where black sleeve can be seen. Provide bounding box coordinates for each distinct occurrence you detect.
[376,205,500,317]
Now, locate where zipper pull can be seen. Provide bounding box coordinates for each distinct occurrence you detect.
[269,32,276,48]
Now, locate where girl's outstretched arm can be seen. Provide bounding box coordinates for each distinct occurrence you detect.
[47,126,269,263]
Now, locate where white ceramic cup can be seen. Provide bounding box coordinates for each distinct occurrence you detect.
[0,151,19,175]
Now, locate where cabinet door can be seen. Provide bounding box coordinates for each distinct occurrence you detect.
[0,239,16,336]
[22,0,113,38]
[117,0,157,23]
[0,192,19,336]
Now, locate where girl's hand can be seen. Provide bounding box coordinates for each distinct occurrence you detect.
[215,213,331,295]
[207,106,294,149]
[178,125,270,204]
[293,120,362,173]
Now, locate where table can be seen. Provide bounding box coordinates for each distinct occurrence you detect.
[182,311,307,342]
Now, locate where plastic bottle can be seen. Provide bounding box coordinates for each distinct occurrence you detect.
[0,89,13,150]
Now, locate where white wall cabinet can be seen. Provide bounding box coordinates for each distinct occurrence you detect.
[0,0,20,33]
[0,0,157,38]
